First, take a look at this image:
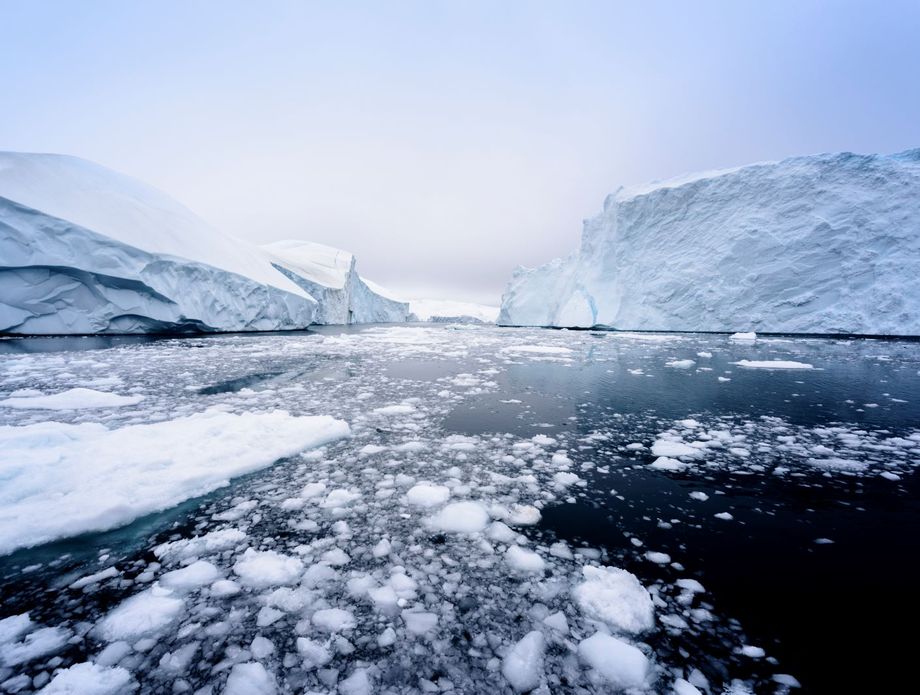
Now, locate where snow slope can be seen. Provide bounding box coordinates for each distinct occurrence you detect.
[499,149,920,335]
[262,240,409,324]
[0,152,319,334]
[409,299,500,324]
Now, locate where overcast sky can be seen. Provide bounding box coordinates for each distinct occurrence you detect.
[2,1,918,304]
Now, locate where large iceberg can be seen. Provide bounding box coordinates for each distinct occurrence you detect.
[0,152,405,334]
[262,240,409,324]
[499,149,920,335]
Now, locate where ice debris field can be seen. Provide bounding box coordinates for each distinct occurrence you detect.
[1,325,919,694]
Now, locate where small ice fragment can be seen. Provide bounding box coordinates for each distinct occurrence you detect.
[502,631,545,693]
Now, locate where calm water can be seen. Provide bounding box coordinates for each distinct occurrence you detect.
[1,326,918,694]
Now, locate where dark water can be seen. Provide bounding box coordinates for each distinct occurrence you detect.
[1,327,918,693]
[443,344,920,694]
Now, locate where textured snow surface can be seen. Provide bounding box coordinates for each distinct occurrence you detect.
[2,325,915,693]
[500,149,920,334]
[0,410,350,554]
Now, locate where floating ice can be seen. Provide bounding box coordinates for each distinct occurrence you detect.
[37,662,136,695]
[504,546,546,573]
[97,588,184,641]
[733,360,813,370]
[0,410,349,555]
[405,483,451,508]
[502,631,545,692]
[577,632,650,689]
[0,388,144,410]
[426,501,489,533]
[572,565,655,634]
[233,549,304,589]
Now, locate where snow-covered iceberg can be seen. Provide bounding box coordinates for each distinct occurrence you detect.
[499,149,920,335]
[0,152,318,334]
[0,152,407,334]
[262,240,409,324]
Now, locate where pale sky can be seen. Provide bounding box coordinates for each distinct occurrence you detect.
[2,1,918,304]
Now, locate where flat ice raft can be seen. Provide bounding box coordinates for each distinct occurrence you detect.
[0,409,350,555]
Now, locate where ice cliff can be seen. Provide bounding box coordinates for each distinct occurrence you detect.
[499,149,920,335]
[262,240,408,324]
[0,152,404,334]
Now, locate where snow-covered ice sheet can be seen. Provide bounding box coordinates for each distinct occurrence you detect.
[0,410,349,554]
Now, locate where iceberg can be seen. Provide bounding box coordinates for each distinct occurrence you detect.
[0,152,406,334]
[499,149,920,335]
[262,240,408,324]
[408,298,500,324]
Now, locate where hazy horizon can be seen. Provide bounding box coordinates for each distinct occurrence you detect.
[2,0,919,304]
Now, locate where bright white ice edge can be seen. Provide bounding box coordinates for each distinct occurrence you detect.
[0,152,408,334]
[499,148,920,335]
[0,409,350,555]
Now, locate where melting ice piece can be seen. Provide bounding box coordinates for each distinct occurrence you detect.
[572,566,655,634]
[502,631,545,692]
[426,501,489,533]
[577,632,650,688]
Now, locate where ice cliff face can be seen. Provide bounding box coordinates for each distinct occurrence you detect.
[262,240,409,324]
[0,153,405,334]
[499,149,920,335]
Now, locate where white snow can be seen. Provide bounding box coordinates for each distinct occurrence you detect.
[159,561,221,592]
[36,662,136,695]
[223,662,277,695]
[577,632,650,689]
[651,439,702,458]
[0,388,143,410]
[499,149,920,335]
[233,549,304,588]
[733,360,814,370]
[96,587,184,641]
[504,546,546,573]
[572,565,655,634]
[730,332,758,342]
[650,457,689,472]
[1,626,72,667]
[311,608,356,632]
[0,410,349,555]
[405,483,451,508]
[502,631,545,692]
[426,501,490,533]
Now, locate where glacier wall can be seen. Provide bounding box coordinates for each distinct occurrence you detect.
[499,150,920,335]
[0,198,317,334]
